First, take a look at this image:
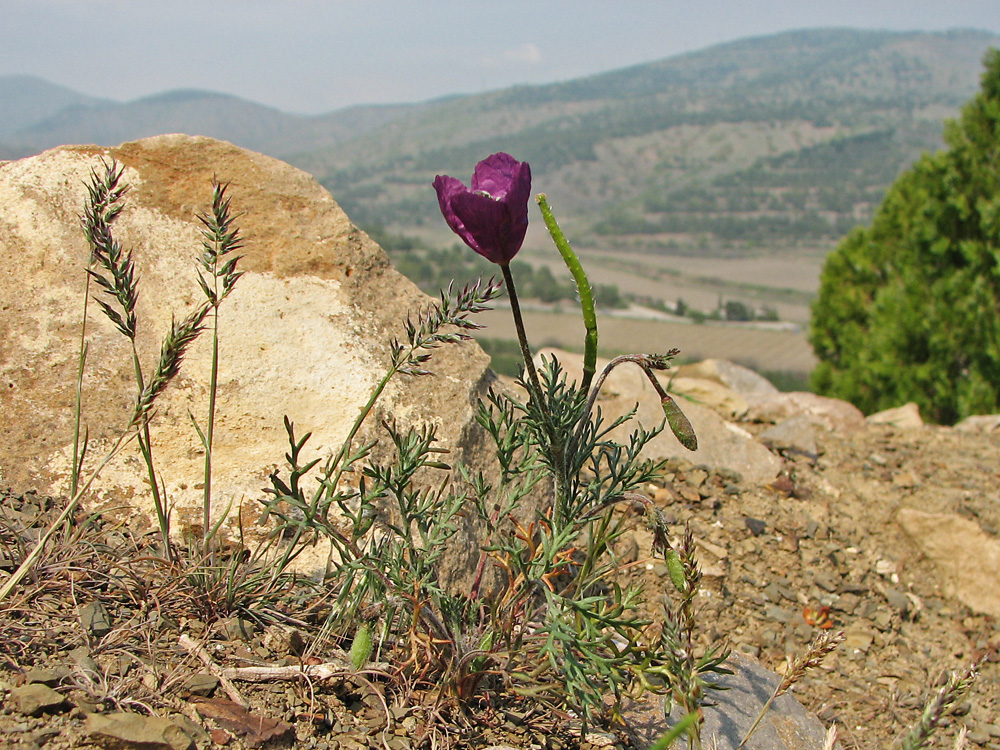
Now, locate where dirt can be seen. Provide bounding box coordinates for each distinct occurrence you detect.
[0,420,998,750]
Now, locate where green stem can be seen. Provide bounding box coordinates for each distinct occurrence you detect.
[131,345,171,558]
[536,194,597,393]
[501,263,567,514]
[500,263,546,407]
[204,306,219,546]
[70,273,92,499]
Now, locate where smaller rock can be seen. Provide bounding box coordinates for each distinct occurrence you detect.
[843,627,874,655]
[813,572,840,593]
[892,470,920,489]
[619,651,831,749]
[10,684,67,716]
[965,728,991,746]
[68,646,101,677]
[86,712,195,750]
[263,625,306,656]
[764,605,794,623]
[23,667,70,687]
[746,391,866,432]
[675,359,779,398]
[899,509,1000,618]
[745,517,767,537]
[759,416,818,460]
[884,587,911,616]
[868,402,923,428]
[220,616,256,642]
[954,414,1000,433]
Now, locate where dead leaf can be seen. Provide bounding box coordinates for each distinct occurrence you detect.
[193,698,294,748]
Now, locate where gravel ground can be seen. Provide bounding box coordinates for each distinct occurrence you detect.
[0,420,997,750]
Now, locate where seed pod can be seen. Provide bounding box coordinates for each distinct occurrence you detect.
[664,550,686,593]
[349,622,373,670]
[662,396,697,451]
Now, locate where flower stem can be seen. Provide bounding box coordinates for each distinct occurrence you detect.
[500,263,545,409]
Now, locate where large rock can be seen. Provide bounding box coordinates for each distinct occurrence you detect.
[535,349,782,486]
[0,135,497,581]
[898,509,1000,618]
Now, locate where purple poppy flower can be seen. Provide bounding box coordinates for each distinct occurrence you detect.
[433,153,531,266]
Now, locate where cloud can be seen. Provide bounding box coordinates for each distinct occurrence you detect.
[482,43,543,68]
[504,43,543,64]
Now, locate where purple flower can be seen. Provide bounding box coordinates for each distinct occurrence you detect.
[433,153,531,266]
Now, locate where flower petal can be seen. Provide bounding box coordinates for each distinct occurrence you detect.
[470,152,521,199]
[433,174,473,241]
[450,190,515,264]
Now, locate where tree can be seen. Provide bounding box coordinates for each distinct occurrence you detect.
[724,300,753,321]
[810,49,1000,424]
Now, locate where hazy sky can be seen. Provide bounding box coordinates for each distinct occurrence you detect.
[3,0,1000,114]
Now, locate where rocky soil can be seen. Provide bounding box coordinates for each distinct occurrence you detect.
[1,415,998,750]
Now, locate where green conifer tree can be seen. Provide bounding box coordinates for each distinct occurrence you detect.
[810,49,1000,424]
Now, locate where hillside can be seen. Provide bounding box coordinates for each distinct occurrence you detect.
[293,28,998,257]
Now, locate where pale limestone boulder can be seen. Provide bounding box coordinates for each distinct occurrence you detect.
[868,402,923,428]
[746,391,867,433]
[955,414,1000,433]
[675,358,779,399]
[535,349,781,486]
[0,135,497,582]
[898,508,1000,618]
[667,376,749,419]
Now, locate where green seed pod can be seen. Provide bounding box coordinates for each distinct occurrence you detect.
[348,622,373,670]
[662,396,697,451]
[665,550,686,593]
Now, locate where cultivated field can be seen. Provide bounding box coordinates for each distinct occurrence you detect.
[472,307,818,376]
[516,243,825,325]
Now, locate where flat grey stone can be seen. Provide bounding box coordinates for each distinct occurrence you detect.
[621,652,831,750]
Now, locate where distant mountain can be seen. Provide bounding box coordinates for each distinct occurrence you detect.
[0,75,109,138]
[3,28,998,255]
[0,82,425,159]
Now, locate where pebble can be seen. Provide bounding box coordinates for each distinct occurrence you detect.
[884,587,911,615]
[78,601,113,638]
[966,728,991,746]
[181,673,218,697]
[220,616,257,641]
[764,605,794,623]
[843,627,874,654]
